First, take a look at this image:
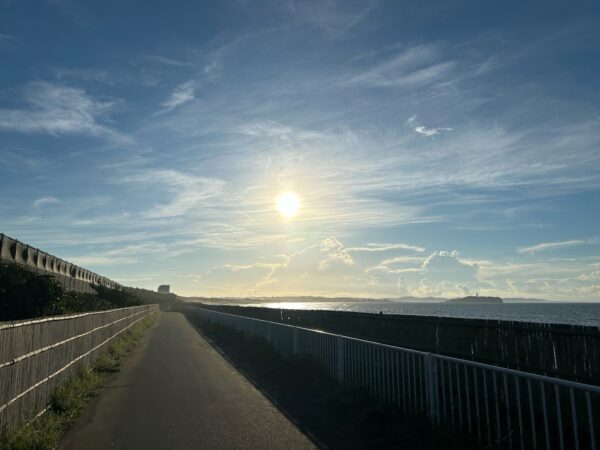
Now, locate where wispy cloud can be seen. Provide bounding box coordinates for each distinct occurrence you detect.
[380,255,427,266]
[223,262,280,272]
[207,237,362,296]
[347,44,455,87]
[51,67,115,85]
[33,196,60,208]
[346,243,425,253]
[116,169,226,219]
[414,125,453,137]
[65,241,191,266]
[203,60,222,77]
[517,240,587,254]
[144,55,191,67]
[286,0,378,36]
[0,82,129,142]
[161,80,195,111]
[0,33,17,51]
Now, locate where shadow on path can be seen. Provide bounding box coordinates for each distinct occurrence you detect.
[181,307,481,450]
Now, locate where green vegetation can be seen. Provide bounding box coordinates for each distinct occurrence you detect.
[0,314,156,450]
[0,263,144,322]
[125,286,177,306]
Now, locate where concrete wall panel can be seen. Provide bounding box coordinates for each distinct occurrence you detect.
[45,255,55,272]
[14,242,28,265]
[26,247,37,268]
[65,263,73,282]
[0,234,119,293]
[37,251,47,271]
[0,235,16,262]
[61,261,67,275]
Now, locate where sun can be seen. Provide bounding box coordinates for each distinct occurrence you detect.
[276,192,300,218]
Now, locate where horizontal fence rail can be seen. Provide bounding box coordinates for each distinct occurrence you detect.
[191,306,600,450]
[0,304,158,431]
[199,304,600,384]
[0,233,119,293]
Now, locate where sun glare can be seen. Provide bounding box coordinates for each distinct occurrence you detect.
[276,192,300,218]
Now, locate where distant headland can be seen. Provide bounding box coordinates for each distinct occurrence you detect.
[446,295,503,304]
[182,295,549,304]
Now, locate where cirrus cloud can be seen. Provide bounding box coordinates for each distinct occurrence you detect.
[0,82,128,142]
[414,125,453,137]
[161,80,195,111]
[517,240,586,254]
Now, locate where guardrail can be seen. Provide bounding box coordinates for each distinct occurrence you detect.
[0,304,158,431]
[191,306,599,450]
[200,303,600,384]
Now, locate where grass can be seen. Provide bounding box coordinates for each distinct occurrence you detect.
[0,314,157,450]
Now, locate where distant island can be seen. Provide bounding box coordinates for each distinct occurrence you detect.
[181,295,550,304]
[446,296,503,304]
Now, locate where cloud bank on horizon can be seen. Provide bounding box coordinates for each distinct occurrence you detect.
[1,0,599,300]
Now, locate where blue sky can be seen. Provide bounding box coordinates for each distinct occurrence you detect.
[1,1,599,300]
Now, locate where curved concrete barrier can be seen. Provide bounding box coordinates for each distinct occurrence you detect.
[47,255,56,273]
[26,247,36,268]
[0,235,15,262]
[0,234,120,293]
[14,242,28,265]
[37,251,47,271]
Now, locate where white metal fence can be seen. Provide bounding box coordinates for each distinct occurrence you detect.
[0,304,158,431]
[192,306,600,450]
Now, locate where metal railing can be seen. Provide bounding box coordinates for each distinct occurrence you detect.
[201,303,600,385]
[0,304,158,431]
[192,306,599,450]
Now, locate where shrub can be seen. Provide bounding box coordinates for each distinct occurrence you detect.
[92,284,141,308]
[0,263,141,321]
[0,263,65,321]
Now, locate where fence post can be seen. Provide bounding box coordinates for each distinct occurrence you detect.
[425,353,436,421]
[293,328,298,355]
[337,335,344,383]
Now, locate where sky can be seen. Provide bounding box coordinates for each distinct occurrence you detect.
[1,0,599,300]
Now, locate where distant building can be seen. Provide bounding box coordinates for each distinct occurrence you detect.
[157,284,170,294]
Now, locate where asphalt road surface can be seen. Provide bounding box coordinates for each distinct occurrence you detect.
[61,312,316,450]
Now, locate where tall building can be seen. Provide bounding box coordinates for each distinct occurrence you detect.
[157,284,170,294]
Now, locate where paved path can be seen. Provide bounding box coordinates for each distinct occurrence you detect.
[61,312,316,450]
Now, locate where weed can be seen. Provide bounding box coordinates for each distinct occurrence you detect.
[0,315,156,450]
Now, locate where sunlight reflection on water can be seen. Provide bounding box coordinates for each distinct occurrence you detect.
[241,301,600,327]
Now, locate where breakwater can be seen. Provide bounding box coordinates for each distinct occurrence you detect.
[199,304,600,384]
[0,304,158,431]
[0,233,118,293]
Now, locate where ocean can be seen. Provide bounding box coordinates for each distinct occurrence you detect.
[241,301,600,328]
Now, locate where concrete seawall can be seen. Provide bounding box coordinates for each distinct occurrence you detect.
[198,304,600,384]
[0,233,119,293]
